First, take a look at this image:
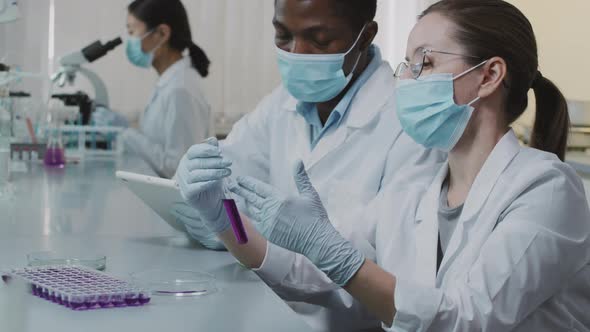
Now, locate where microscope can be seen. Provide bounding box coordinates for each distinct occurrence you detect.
[51,37,122,125]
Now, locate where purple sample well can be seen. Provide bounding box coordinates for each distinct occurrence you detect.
[70,299,85,310]
[98,294,110,306]
[112,294,126,307]
[138,293,151,304]
[125,293,139,306]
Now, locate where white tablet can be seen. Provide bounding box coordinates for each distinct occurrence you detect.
[115,170,187,232]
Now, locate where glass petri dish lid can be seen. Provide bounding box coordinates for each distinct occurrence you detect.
[130,269,216,297]
[27,251,107,271]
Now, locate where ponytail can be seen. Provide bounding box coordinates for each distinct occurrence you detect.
[188,42,210,78]
[530,72,570,161]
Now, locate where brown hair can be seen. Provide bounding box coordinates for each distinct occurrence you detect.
[422,0,569,160]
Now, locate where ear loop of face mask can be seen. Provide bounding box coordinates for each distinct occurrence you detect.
[286,24,366,73]
[126,29,151,43]
[131,29,165,54]
[452,59,488,106]
[343,25,367,78]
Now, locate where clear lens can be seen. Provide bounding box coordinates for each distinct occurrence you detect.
[394,62,409,78]
[410,52,426,79]
[410,63,423,79]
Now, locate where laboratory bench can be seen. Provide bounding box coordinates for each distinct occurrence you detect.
[2,151,589,332]
[0,155,312,332]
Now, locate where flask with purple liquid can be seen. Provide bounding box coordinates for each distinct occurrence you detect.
[43,109,65,168]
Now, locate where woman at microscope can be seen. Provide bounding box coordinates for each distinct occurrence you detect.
[95,0,211,178]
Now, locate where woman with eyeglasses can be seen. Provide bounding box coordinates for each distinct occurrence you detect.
[178,0,590,330]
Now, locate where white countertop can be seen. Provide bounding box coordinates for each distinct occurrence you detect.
[581,176,590,204]
[565,152,590,205]
[566,151,590,174]
[0,155,312,332]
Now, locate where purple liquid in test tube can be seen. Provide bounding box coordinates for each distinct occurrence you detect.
[222,178,248,244]
[223,199,248,244]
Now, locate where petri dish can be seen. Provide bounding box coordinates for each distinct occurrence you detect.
[27,251,107,271]
[130,269,216,297]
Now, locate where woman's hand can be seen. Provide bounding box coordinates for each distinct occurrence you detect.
[230,161,365,286]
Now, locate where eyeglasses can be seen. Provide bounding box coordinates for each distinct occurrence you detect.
[394,48,483,79]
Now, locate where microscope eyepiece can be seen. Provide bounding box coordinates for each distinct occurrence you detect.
[82,37,123,63]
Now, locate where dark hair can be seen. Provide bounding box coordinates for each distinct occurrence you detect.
[274,0,377,32]
[422,0,569,161]
[333,0,377,31]
[128,0,210,77]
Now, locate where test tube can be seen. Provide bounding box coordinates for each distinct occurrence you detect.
[222,179,248,244]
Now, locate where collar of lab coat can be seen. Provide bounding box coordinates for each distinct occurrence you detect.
[413,130,521,286]
[156,57,191,89]
[416,129,521,224]
[282,61,395,130]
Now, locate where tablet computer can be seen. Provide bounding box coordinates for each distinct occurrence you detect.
[115,171,186,232]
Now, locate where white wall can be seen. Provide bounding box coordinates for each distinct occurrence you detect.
[508,0,590,102]
[0,0,50,102]
[374,0,437,67]
[507,0,590,128]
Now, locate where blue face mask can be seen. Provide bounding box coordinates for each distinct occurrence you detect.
[395,60,487,151]
[276,26,366,103]
[126,31,159,68]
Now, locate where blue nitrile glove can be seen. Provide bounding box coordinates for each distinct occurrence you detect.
[229,161,365,286]
[170,203,226,251]
[176,137,233,234]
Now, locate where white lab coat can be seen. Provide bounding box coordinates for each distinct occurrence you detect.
[217,59,444,331]
[370,130,590,331]
[123,57,211,178]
